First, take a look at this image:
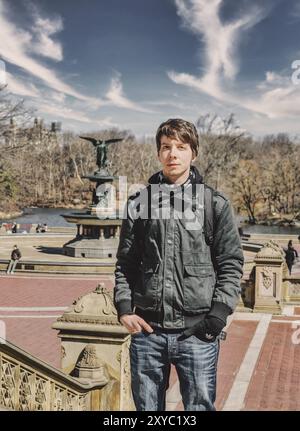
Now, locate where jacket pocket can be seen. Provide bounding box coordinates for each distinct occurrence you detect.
[133,263,159,310]
[183,264,214,312]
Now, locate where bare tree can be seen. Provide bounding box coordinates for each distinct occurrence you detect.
[0,85,34,146]
[195,113,247,190]
[230,159,263,223]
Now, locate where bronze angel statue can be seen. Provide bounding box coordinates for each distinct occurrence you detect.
[79,136,123,170]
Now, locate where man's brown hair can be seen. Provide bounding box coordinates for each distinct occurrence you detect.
[155,118,199,156]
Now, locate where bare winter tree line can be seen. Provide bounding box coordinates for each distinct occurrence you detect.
[0,87,299,224]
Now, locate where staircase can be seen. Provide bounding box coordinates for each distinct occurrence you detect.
[0,339,112,411]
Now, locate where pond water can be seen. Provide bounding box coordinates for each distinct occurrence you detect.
[1,207,87,227]
[1,208,300,235]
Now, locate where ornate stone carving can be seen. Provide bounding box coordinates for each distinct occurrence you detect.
[76,345,104,368]
[19,369,32,411]
[0,360,16,410]
[94,284,116,316]
[255,240,284,261]
[61,346,66,360]
[57,315,120,325]
[53,396,63,411]
[57,283,120,326]
[262,267,272,290]
[116,350,122,363]
[0,351,101,411]
[78,394,88,411]
[35,377,47,410]
[66,392,76,411]
[74,345,109,383]
[119,338,134,410]
[290,283,300,296]
[73,299,84,314]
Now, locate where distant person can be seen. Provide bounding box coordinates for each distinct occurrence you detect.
[11,222,17,234]
[41,223,48,233]
[284,240,298,275]
[6,245,22,274]
[36,223,42,233]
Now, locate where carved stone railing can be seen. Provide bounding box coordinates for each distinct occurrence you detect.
[238,239,300,313]
[52,284,135,410]
[0,339,111,411]
[282,276,300,303]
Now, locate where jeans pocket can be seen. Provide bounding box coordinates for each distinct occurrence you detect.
[194,334,217,344]
[131,330,144,338]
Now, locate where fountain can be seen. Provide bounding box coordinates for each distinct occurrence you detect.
[62,137,124,258]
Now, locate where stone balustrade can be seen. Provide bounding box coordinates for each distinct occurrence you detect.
[0,338,110,411]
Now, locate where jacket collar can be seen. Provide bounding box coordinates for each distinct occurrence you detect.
[148,165,203,186]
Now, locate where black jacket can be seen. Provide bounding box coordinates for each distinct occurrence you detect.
[114,166,244,329]
[11,249,21,260]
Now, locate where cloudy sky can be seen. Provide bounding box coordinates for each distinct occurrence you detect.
[1,0,300,137]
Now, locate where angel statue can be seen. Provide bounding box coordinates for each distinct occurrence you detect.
[79,136,123,171]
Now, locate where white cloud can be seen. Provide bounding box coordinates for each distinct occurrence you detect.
[145,98,198,111]
[169,0,300,128]
[172,0,264,98]
[0,59,6,86]
[0,0,102,105]
[49,91,66,103]
[0,0,160,129]
[0,1,153,120]
[105,73,155,113]
[290,2,300,19]
[256,70,293,92]
[6,72,40,98]
[245,79,300,118]
[96,116,120,129]
[36,101,95,124]
[30,15,64,61]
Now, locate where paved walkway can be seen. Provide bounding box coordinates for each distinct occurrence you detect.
[1,235,299,274]
[1,274,300,410]
[0,274,114,368]
[0,234,112,263]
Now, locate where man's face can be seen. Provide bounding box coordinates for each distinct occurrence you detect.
[158,135,195,183]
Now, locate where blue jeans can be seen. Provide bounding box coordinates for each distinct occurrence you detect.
[130,328,220,411]
[7,259,18,273]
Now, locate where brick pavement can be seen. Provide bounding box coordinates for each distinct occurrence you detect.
[0,275,113,368]
[0,274,113,307]
[243,320,300,410]
[1,275,300,410]
[215,320,259,410]
[166,320,259,411]
[4,317,61,368]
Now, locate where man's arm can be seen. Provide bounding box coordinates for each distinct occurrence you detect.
[179,194,245,342]
[114,199,141,320]
[208,195,244,322]
[114,200,153,334]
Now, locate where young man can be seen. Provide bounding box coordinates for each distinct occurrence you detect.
[114,118,244,411]
[7,244,21,274]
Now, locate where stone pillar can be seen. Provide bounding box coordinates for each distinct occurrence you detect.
[52,283,135,411]
[253,240,285,314]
